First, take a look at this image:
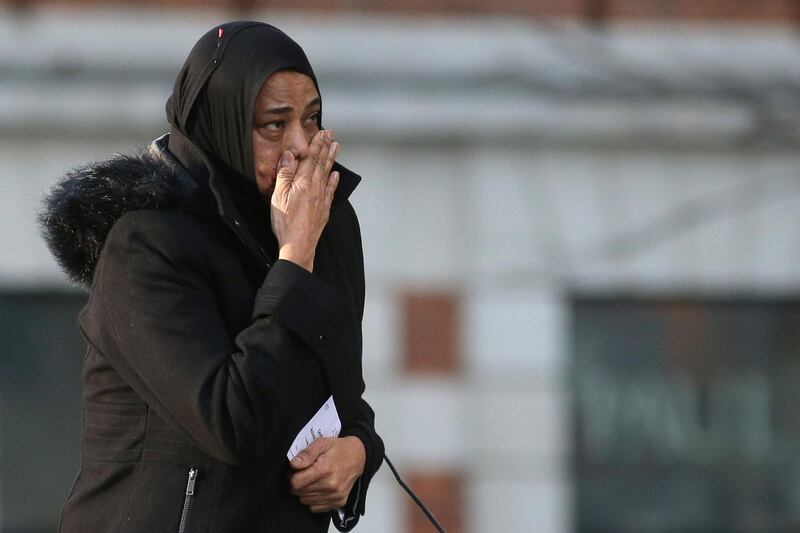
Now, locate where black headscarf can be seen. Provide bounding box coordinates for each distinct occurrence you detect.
[166,21,321,183]
[164,21,352,265]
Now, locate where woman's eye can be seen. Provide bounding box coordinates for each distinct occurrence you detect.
[264,121,284,131]
[304,113,320,126]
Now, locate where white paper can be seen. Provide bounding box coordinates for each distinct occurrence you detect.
[286,395,342,461]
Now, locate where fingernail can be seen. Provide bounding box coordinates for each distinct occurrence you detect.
[327,130,335,141]
[279,152,292,168]
[331,142,339,155]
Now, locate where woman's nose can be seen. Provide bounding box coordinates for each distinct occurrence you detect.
[286,123,311,160]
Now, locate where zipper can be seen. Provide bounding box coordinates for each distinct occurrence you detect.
[177,467,198,533]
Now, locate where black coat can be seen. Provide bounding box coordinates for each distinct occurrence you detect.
[40,134,384,532]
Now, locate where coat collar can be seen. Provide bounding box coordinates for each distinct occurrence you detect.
[151,133,362,269]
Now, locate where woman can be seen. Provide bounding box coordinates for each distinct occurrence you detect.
[40,21,383,532]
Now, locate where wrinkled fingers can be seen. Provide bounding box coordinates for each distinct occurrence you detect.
[295,129,331,183]
[311,131,335,184]
[324,171,339,211]
[326,141,339,176]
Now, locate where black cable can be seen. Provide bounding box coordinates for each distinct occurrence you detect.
[383,453,446,533]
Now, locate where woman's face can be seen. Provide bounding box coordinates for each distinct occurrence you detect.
[252,70,321,196]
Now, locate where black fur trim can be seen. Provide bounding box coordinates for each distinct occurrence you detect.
[38,144,195,287]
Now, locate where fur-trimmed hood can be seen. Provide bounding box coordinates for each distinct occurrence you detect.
[39,135,204,287]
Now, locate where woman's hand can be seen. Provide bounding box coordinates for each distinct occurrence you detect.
[270,129,340,271]
[288,436,366,513]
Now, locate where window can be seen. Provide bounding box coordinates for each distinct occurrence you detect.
[1,291,86,532]
[572,298,800,533]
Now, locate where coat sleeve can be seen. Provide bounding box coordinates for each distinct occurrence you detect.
[334,399,384,531]
[80,210,352,465]
[330,201,385,531]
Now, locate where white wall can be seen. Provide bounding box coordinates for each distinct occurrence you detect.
[2,9,799,533]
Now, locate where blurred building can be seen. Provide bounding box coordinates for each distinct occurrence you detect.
[1,2,800,532]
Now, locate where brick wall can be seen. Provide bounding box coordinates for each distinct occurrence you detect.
[403,291,461,376]
[4,0,800,24]
[406,470,464,533]
[400,290,464,532]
